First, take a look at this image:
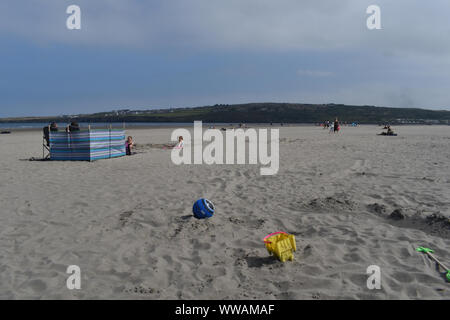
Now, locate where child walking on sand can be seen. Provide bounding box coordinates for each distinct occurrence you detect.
[329,122,334,134]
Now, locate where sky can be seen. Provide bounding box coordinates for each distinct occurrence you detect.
[0,0,449,117]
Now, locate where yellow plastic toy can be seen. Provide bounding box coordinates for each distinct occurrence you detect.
[263,231,296,262]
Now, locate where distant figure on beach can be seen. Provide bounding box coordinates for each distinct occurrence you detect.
[67,121,80,132]
[386,126,396,136]
[126,136,134,155]
[334,118,340,133]
[379,125,397,136]
[166,136,184,149]
[329,122,334,133]
[174,136,184,148]
[43,122,58,146]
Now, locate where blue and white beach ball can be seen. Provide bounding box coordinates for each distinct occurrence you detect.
[193,198,215,219]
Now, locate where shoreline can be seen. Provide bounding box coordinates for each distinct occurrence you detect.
[0,123,314,133]
[1,123,448,133]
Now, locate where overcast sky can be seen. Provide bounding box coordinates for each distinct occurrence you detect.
[0,0,449,117]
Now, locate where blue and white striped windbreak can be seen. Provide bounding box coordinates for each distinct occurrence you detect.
[49,129,126,161]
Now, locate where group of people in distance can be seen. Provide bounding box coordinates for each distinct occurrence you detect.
[380,125,397,136]
[323,118,341,133]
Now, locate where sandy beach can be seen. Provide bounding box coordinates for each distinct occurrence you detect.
[0,124,449,299]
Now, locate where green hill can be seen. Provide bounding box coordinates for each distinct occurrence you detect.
[1,103,449,124]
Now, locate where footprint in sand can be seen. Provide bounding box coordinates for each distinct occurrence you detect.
[27,279,47,293]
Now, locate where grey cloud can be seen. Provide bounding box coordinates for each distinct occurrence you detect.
[1,0,449,57]
[1,0,449,111]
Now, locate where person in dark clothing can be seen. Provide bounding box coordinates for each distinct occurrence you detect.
[43,122,58,146]
[333,118,340,133]
[67,121,80,132]
[386,126,395,135]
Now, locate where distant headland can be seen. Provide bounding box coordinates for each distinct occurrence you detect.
[1,103,449,125]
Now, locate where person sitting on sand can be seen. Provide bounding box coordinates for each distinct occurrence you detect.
[379,125,395,136]
[67,121,80,132]
[125,136,134,155]
[386,126,394,135]
[166,136,184,149]
[43,122,58,146]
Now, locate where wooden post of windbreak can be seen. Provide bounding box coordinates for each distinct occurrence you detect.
[44,124,50,160]
[109,123,112,159]
[87,124,91,161]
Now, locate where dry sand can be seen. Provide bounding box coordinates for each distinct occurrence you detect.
[0,125,449,299]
